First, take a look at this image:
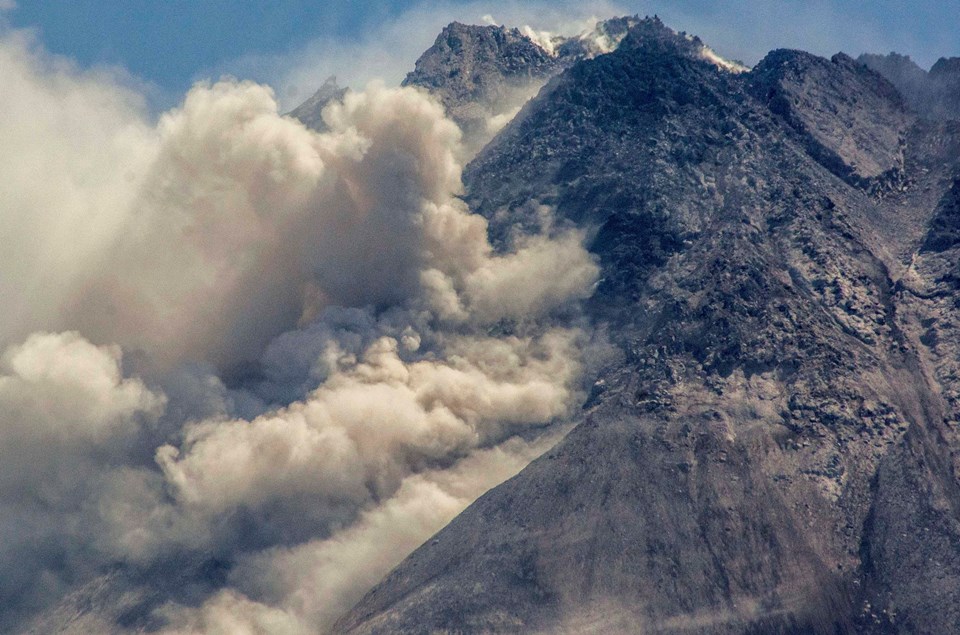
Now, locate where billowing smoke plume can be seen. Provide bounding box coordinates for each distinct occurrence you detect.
[0,22,601,634]
[159,433,567,634]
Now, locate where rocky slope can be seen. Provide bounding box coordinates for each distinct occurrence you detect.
[336,18,960,634]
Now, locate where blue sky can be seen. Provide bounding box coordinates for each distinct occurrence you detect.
[6,1,422,92]
[5,1,958,109]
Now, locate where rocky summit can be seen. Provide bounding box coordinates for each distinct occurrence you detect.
[335,17,960,634]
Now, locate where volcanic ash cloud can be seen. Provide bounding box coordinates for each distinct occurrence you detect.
[0,29,601,634]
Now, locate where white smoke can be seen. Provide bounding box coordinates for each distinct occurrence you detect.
[159,433,564,633]
[575,15,632,56]
[521,24,561,56]
[0,332,163,525]
[0,21,600,634]
[153,329,582,520]
[0,331,164,625]
[682,33,750,73]
[0,44,592,370]
[698,45,750,73]
[0,29,155,349]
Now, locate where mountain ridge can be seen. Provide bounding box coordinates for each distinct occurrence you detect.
[336,17,960,634]
[859,51,960,121]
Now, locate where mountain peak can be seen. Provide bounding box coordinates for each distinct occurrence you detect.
[619,15,685,47]
[287,75,346,131]
[401,20,562,145]
[404,22,557,91]
[748,48,908,185]
[860,52,960,120]
[930,56,960,77]
[337,15,960,634]
[600,16,748,74]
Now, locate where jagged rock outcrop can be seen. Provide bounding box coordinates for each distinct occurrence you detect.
[465,18,747,275]
[922,178,960,253]
[337,18,960,635]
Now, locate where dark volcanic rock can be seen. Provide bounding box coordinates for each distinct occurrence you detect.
[857,53,928,108]
[338,17,960,635]
[747,50,908,187]
[930,56,960,79]
[928,57,960,119]
[464,16,748,302]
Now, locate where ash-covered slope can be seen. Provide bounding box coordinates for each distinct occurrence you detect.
[337,18,960,635]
